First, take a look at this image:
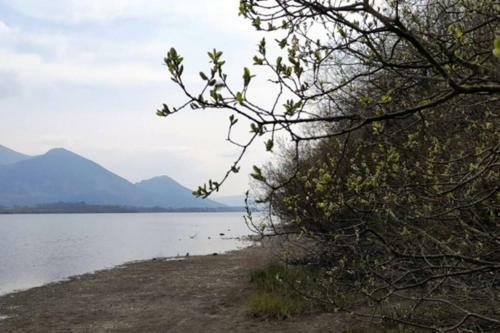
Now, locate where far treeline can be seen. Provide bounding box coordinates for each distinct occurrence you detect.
[0,202,245,214]
[160,0,499,331]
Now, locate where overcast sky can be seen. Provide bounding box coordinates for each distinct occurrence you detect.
[0,1,272,195]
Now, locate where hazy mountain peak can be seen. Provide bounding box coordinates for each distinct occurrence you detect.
[0,145,32,165]
[136,175,225,208]
[45,147,77,157]
[47,147,69,153]
[139,175,180,186]
[146,175,175,181]
[40,148,102,167]
[136,175,192,195]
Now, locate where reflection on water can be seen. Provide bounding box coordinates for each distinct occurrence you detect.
[0,212,251,295]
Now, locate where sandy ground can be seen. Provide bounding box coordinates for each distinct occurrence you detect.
[0,244,353,333]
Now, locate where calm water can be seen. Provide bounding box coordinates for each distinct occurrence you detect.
[0,212,252,295]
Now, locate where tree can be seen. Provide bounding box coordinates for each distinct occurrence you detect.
[261,71,499,330]
[159,0,499,330]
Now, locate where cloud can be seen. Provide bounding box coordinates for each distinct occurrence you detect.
[0,1,257,87]
[0,17,171,86]
[0,48,167,85]
[5,0,195,22]
[0,16,170,86]
[0,19,9,34]
[0,72,21,99]
[3,0,249,34]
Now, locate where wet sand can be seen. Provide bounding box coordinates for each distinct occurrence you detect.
[0,245,351,332]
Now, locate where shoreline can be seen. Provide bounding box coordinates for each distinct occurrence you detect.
[0,244,351,332]
[0,256,190,299]
[0,209,247,215]
[0,242,252,298]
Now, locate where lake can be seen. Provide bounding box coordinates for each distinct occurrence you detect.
[0,212,252,295]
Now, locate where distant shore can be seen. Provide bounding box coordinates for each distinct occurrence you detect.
[0,202,246,214]
[0,244,351,333]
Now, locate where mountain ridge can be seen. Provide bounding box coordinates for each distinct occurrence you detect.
[0,145,32,165]
[0,145,225,209]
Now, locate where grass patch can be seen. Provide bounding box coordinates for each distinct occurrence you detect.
[247,263,495,332]
[247,263,325,319]
[247,293,296,319]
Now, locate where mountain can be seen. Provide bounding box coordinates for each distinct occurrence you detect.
[0,148,147,207]
[0,146,225,209]
[0,145,32,165]
[136,176,224,209]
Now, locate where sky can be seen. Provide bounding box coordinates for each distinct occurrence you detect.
[0,0,271,195]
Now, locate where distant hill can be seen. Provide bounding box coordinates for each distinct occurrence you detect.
[0,145,32,165]
[136,176,224,209]
[0,146,226,210]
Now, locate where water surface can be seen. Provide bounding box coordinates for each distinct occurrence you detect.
[0,212,251,295]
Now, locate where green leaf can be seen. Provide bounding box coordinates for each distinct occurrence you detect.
[253,56,264,65]
[229,114,238,125]
[251,165,266,182]
[236,91,244,104]
[214,83,225,90]
[275,57,283,72]
[314,50,322,61]
[156,103,171,117]
[494,36,500,58]
[400,226,410,238]
[258,38,266,55]
[243,67,252,87]
[193,184,208,198]
[283,99,302,116]
[199,72,208,80]
[265,139,274,152]
[278,38,287,49]
[253,16,261,29]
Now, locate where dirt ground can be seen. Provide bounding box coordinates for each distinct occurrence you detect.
[0,244,356,333]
